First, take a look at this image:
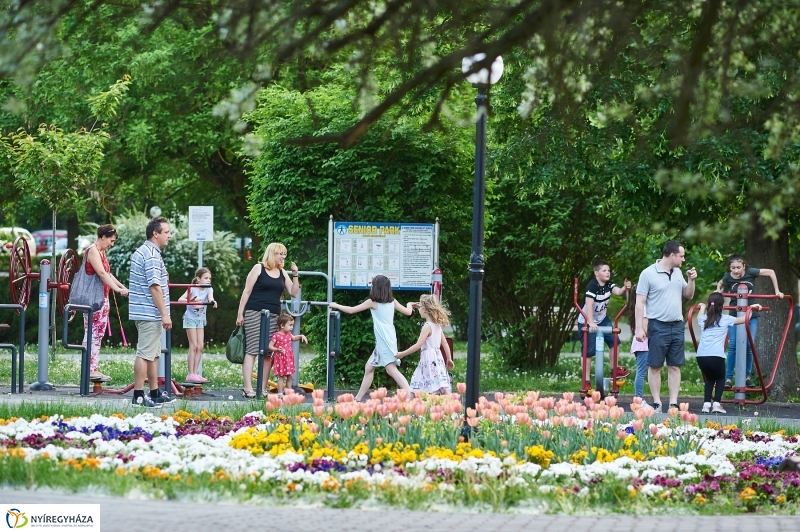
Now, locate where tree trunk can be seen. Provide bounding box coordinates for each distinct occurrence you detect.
[744,221,799,402]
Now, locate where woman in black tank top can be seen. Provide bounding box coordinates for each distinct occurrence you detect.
[236,242,300,398]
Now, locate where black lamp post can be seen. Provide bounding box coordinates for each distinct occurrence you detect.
[461,54,504,411]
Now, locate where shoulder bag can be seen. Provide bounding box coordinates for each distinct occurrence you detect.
[226,326,246,365]
[69,255,105,312]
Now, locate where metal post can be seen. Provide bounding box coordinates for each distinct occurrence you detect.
[327,310,340,402]
[256,310,270,399]
[291,287,301,388]
[31,260,54,391]
[465,86,488,412]
[198,241,203,269]
[162,329,172,396]
[734,283,748,404]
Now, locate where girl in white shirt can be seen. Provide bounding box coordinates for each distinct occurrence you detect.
[696,292,761,414]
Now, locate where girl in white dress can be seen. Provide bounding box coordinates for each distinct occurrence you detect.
[329,275,415,401]
[395,294,454,394]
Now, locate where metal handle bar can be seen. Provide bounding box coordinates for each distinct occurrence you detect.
[63,303,93,396]
[720,293,786,299]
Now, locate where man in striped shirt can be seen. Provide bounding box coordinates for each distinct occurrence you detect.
[128,217,174,408]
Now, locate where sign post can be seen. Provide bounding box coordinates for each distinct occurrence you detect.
[188,206,214,268]
[332,221,435,290]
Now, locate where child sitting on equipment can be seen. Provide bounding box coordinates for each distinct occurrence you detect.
[577,260,631,381]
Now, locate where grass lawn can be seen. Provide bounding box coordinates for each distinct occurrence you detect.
[3,341,798,400]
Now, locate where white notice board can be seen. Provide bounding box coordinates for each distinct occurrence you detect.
[333,221,435,290]
[188,206,214,242]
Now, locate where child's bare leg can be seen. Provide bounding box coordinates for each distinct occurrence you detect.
[384,362,411,393]
[195,327,205,375]
[186,328,200,374]
[277,376,285,394]
[354,363,376,401]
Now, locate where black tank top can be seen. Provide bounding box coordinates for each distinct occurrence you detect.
[245,265,285,314]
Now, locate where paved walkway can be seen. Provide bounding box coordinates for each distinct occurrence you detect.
[0,488,796,531]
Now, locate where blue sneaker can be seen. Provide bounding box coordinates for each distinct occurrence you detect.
[153,391,176,405]
[132,395,161,409]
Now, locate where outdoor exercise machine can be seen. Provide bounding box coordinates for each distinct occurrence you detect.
[71,283,214,397]
[271,270,340,401]
[687,285,794,406]
[573,278,628,399]
[0,304,25,394]
[6,236,78,391]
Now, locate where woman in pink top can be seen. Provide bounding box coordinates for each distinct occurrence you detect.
[82,224,129,381]
[627,285,651,408]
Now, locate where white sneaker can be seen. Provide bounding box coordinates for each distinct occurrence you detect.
[712,402,726,414]
[639,399,651,409]
[701,402,711,413]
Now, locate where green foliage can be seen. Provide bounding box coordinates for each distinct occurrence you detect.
[243,82,473,386]
[106,209,241,293]
[1,124,108,215]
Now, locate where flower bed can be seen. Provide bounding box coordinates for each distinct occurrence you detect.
[1,388,799,514]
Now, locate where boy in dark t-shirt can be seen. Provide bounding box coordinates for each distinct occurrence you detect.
[578,260,631,378]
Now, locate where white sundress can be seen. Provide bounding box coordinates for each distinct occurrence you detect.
[366,302,399,367]
[409,321,451,393]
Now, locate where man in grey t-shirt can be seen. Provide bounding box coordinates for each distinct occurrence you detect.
[634,240,697,412]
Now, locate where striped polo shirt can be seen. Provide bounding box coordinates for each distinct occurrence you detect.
[128,240,169,321]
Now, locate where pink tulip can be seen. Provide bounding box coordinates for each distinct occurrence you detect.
[688,413,698,423]
[631,419,644,431]
[466,416,480,428]
[632,396,643,405]
[398,415,411,426]
[398,426,407,435]
[397,389,409,402]
[605,396,617,407]
[541,430,551,439]
[609,406,624,420]
[585,419,594,429]
[584,397,594,408]
[312,389,325,400]
[650,424,658,436]
[337,393,354,403]
[456,382,467,394]
[535,409,548,422]
[562,416,574,427]
[494,392,505,403]
[668,406,679,417]
[313,398,324,407]
[313,405,325,416]
[680,411,691,422]
[680,402,689,412]
[377,405,390,417]
[618,430,627,439]
[562,392,574,402]
[264,401,275,412]
[466,407,477,418]
[309,423,320,434]
[591,391,601,402]
[430,411,443,422]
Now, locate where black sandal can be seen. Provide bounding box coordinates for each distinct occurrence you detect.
[242,389,257,399]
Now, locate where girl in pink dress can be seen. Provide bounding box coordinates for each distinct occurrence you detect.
[269,313,307,395]
[395,295,454,394]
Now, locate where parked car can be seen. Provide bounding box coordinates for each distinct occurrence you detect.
[31,229,68,255]
[0,227,36,256]
[36,237,70,257]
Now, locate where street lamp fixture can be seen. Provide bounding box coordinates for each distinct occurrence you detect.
[461,53,503,412]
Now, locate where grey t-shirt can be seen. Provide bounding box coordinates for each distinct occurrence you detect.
[636,260,688,322]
